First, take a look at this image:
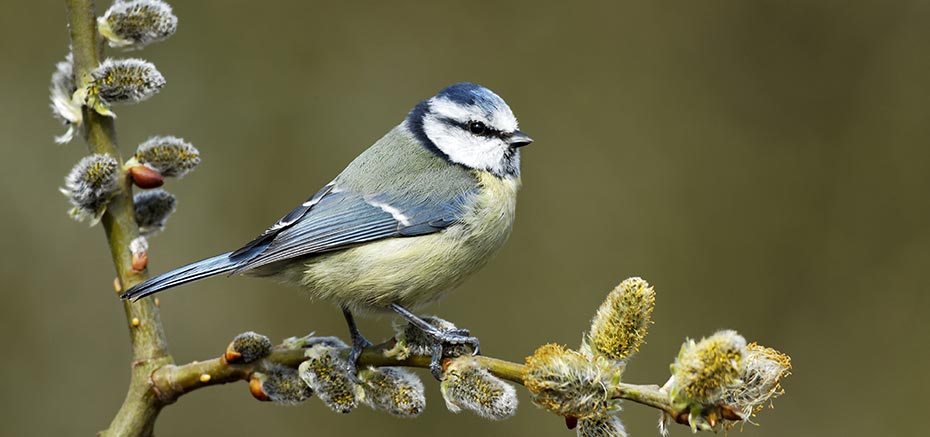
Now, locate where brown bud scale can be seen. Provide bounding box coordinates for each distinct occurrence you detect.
[129,165,164,189]
[224,341,243,363]
[132,250,148,271]
[249,375,270,401]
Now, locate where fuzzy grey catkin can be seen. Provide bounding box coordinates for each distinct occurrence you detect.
[577,414,627,437]
[133,189,176,236]
[134,136,200,178]
[358,367,425,418]
[228,331,273,363]
[98,0,177,48]
[61,154,121,223]
[257,364,313,406]
[49,52,80,143]
[89,58,165,106]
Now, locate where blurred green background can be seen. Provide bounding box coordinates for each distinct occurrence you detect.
[2,0,928,435]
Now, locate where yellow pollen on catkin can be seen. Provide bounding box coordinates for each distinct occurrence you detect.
[358,367,425,418]
[523,344,614,418]
[298,345,360,413]
[440,356,518,420]
[587,277,655,361]
[722,342,792,421]
[669,330,747,411]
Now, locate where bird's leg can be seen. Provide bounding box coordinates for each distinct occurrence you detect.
[389,303,480,380]
[341,306,372,383]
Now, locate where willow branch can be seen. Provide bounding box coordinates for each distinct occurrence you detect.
[65,1,173,435]
[152,340,691,424]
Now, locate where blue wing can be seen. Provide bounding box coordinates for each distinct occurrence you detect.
[230,185,475,272]
[120,183,473,301]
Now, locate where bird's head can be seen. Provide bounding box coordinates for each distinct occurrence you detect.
[406,82,532,177]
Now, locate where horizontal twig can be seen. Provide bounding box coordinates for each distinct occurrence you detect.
[151,339,688,423]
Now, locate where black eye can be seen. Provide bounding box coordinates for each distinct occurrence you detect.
[468,121,487,135]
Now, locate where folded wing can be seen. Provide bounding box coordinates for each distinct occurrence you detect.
[231,184,475,272]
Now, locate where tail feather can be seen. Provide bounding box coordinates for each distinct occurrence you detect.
[120,252,239,301]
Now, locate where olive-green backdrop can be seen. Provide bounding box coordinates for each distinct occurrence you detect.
[3,1,928,436]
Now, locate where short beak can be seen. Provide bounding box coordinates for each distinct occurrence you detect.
[508,130,533,148]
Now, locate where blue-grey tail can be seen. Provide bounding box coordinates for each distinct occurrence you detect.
[120,252,238,301]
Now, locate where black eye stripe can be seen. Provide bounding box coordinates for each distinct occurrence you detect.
[439,117,504,139]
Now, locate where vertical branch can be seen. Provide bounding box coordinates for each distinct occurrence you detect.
[64,0,173,435]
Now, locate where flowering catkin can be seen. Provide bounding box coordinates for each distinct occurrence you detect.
[87,58,165,115]
[358,367,425,418]
[440,356,518,420]
[669,330,747,410]
[586,277,655,361]
[133,189,176,236]
[577,414,627,437]
[226,331,273,363]
[523,344,614,418]
[61,154,121,223]
[722,342,791,420]
[298,344,360,413]
[134,136,200,178]
[49,53,81,144]
[254,364,313,406]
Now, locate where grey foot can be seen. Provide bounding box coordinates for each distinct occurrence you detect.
[425,328,480,379]
[342,307,372,384]
[390,303,480,380]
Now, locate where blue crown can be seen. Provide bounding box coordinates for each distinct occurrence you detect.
[435,82,505,113]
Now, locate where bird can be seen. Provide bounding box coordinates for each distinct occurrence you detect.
[120,82,532,379]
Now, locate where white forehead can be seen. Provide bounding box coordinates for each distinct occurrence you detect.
[428,96,519,133]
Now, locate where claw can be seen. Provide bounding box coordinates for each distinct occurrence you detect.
[445,328,481,355]
[424,329,479,380]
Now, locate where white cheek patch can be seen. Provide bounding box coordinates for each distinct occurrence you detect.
[488,106,518,133]
[423,114,510,175]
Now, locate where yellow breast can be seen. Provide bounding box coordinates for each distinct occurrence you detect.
[458,171,521,247]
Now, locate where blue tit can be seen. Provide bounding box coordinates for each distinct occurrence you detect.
[121,82,532,378]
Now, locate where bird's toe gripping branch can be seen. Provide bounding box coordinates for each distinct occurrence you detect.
[388,303,479,380]
[425,328,480,379]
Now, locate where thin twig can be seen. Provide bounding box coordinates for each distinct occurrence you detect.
[151,341,685,422]
[65,1,173,435]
